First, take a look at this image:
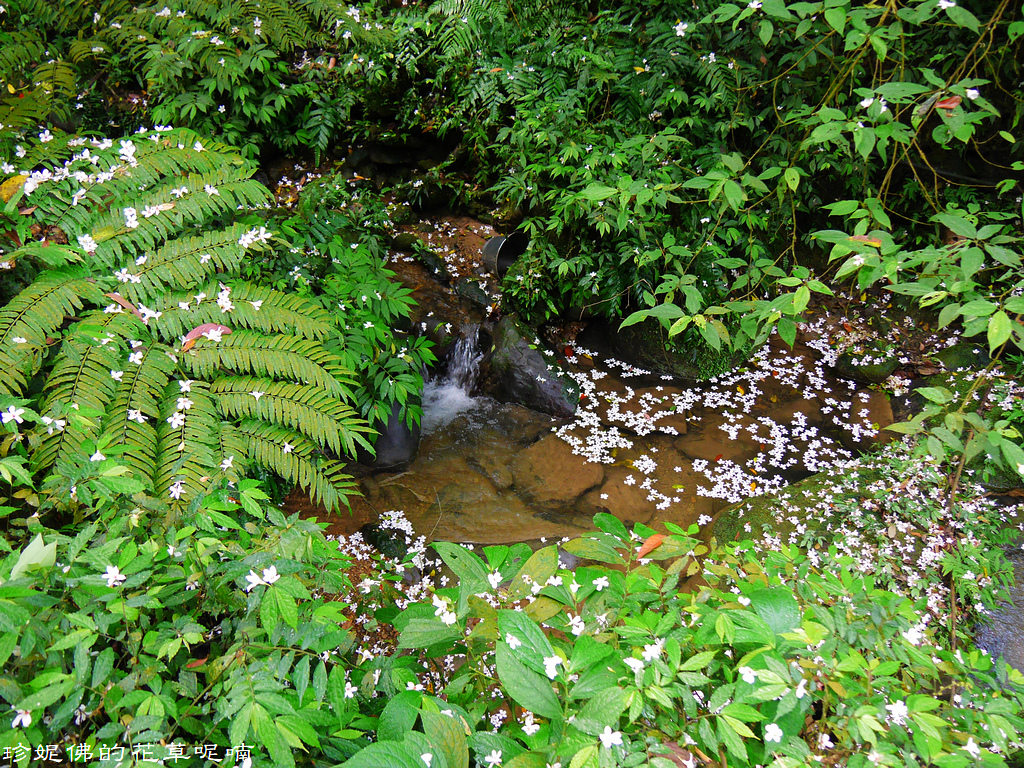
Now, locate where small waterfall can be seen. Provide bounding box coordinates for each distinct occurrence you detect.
[420,326,485,434]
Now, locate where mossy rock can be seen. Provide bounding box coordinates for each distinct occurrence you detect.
[611,317,749,382]
[833,340,899,385]
[414,247,451,284]
[933,342,990,372]
[456,277,491,309]
[391,232,421,252]
[712,467,884,544]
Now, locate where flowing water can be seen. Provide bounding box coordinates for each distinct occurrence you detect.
[420,325,489,435]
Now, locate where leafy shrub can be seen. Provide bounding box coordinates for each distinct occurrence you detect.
[0,449,373,768]
[346,514,1024,768]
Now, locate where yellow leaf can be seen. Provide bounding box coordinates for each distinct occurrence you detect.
[0,175,26,203]
[633,66,646,73]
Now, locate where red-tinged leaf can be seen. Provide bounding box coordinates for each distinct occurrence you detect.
[935,95,961,111]
[104,293,143,320]
[637,534,665,559]
[849,235,882,247]
[714,454,724,463]
[181,323,232,351]
[186,658,207,669]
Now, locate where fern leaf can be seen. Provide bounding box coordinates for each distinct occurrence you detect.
[236,420,358,512]
[0,267,98,396]
[154,379,221,510]
[151,281,337,342]
[211,376,371,457]
[180,330,356,397]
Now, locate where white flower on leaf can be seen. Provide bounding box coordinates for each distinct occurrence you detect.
[624,657,645,673]
[739,666,757,684]
[763,723,783,743]
[103,565,127,587]
[220,455,234,470]
[487,571,502,590]
[885,699,908,725]
[251,390,265,401]
[11,709,32,728]
[543,655,562,679]
[599,726,623,748]
[169,480,185,500]
[90,450,105,462]
[282,442,294,454]
[483,750,502,767]
[966,88,980,100]
[964,738,981,758]
[262,565,280,584]
[593,575,609,591]
[506,633,522,650]
[2,405,25,425]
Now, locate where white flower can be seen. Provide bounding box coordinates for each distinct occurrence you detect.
[110,370,124,382]
[90,450,105,462]
[483,750,502,766]
[674,21,688,36]
[262,566,280,584]
[763,723,783,743]
[251,390,265,400]
[739,666,757,684]
[599,726,623,748]
[11,336,26,344]
[167,545,182,557]
[249,300,264,310]
[964,738,981,758]
[860,97,875,108]
[127,409,146,424]
[201,328,224,342]
[245,569,267,591]
[1,405,25,424]
[795,678,808,699]
[11,709,32,728]
[41,416,66,434]
[78,234,98,252]
[169,480,185,500]
[966,88,980,100]
[205,184,219,196]
[220,455,234,470]
[885,699,908,725]
[593,576,609,591]
[543,654,562,679]
[194,141,205,152]
[937,0,955,7]
[902,627,923,645]
[103,565,126,587]
[641,639,664,662]
[818,733,834,749]
[345,682,359,699]
[167,412,186,429]
[748,0,762,7]
[488,571,502,589]
[282,442,294,454]
[624,657,645,673]
[506,634,522,650]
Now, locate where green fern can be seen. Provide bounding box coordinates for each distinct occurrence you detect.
[4,126,369,513]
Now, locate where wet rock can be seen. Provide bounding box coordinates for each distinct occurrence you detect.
[392,232,421,252]
[456,277,491,310]
[511,434,604,508]
[837,389,895,453]
[416,248,452,285]
[933,342,990,372]
[576,465,658,527]
[359,401,421,469]
[484,316,579,419]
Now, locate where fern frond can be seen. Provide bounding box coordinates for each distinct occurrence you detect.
[211,376,370,457]
[33,312,134,471]
[0,267,98,396]
[115,224,251,305]
[100,345,178,489]
[154,379,221,510]
[236,420,358,512]
[181,331,356,397]
[151,282,337,342]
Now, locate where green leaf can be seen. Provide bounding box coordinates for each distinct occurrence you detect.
[273,587,299,628]
[917,387,953,405]
[784,167,799,192]
[421,709,469,768]
[8,534,57,581]
[750,587,800,635]
[680,650,717,672]
[574,687,627,736]
[824,7,845,33]
[988,310,1011,352]
[432,541,489,590]
[497,609,556,669]
[562,535,624,565]
[397,618,463,650]
[508,545,559,601]
[495,641,562,720]
[340,740,436,768]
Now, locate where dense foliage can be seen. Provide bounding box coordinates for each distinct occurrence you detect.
[2,0,1024,766]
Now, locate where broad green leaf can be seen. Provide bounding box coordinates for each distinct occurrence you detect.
[508,546,559,601]
[397,617,463,650]
[496,641,562,719]
[421,709,469,768]
[988,310,1012,352]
